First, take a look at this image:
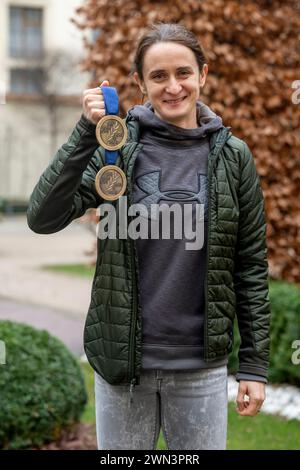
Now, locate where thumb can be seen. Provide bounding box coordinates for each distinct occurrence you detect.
[236,383,247,411]
[100,80,110,87]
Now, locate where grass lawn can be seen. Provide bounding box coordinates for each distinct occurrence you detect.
[42,263,96,278]
[80,362,300,450]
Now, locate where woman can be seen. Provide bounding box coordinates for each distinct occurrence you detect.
[27,23,271,450]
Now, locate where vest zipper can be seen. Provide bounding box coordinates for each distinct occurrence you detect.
[126,142,144,406]
[129,238,138,407]
[204,164,211,361]
[213,174,219,222]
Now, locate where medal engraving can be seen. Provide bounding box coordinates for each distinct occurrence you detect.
[95,165,127,201]
[96,115,128,151]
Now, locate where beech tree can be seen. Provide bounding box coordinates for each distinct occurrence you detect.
[72,0,300,282]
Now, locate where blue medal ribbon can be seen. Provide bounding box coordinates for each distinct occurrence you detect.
[100,86,119,165]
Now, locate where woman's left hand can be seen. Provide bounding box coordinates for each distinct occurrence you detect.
[235,381,266,417]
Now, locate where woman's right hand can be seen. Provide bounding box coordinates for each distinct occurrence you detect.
[82,80,110,125]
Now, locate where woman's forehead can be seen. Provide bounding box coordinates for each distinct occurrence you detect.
[143,43,197,71]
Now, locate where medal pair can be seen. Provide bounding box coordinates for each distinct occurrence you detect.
[95,86,127,201]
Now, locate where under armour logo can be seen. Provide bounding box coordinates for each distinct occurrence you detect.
[135,171,208,219]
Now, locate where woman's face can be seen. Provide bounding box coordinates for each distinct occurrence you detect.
[133,41,208,128]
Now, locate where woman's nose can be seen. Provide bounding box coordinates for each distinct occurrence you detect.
[165,78,182,94]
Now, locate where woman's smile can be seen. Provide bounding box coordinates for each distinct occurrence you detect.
[163,95,188,105]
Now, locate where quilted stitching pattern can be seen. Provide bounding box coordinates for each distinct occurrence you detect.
[27,115,271,385]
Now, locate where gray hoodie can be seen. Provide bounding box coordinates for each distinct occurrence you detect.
[128,100,228,370]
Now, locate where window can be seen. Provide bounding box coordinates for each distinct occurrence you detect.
[9,7,44,94]
[9,6,43,59]
[10,68,44,94]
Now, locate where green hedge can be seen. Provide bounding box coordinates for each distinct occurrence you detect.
[0,321,88,449]
[228,280,300,386]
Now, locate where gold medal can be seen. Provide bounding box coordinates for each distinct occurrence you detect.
[95,165,127,201]
[95,86,128,200]
[96,115,128,151]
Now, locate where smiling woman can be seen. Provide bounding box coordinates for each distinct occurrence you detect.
[26,21,271,451]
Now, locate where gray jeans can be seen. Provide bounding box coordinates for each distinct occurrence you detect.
[94,365,228,450]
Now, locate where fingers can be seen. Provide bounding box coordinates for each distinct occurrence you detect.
[236,383,247,412]
[82,80,110,125]
[86,107,105,124]
[238,397,263,417]
[83,80,110,96]
[85,100,105,109]
[236,381,265,417]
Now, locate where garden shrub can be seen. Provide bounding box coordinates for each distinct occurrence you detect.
[0,320,88,449]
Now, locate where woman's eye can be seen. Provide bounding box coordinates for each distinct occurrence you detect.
[152,71,189,80]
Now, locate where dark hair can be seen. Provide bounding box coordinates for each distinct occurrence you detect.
[130,22,207,81]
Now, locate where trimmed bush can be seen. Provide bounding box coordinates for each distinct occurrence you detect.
[229,280,300,386]
[0,320,88,449]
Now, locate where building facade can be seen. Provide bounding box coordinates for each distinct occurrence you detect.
[0,0,93,202]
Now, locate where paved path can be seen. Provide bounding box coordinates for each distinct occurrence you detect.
[0,298,85,357]
[0,214,96,356]
[0,214,95,314]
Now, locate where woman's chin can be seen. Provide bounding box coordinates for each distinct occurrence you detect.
[160,103,186,115]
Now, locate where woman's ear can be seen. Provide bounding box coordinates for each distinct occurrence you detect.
[133,72,147,95]
[199,63,208,88]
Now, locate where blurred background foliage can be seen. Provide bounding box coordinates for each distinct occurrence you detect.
[71,0,300,283]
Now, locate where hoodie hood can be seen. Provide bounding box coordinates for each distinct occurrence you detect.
[127,99,224,143]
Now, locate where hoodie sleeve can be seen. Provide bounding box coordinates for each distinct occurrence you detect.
[236,372,267,384]
[27,114,103,234]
